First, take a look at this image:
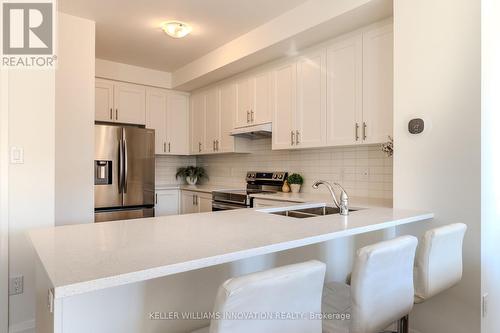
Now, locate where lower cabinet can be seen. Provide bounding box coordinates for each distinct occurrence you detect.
[155,189,180,216]
[181,191,212,214]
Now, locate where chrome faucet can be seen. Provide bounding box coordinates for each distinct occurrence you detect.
[312,180,349,216]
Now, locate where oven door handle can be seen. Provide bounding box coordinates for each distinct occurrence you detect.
[212,202,247,210]
[212,198,249,206]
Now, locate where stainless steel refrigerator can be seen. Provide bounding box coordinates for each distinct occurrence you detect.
[94,125,155,222]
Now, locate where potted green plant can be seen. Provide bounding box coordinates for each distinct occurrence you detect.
[287,173,304,193]
[176,166,208,185]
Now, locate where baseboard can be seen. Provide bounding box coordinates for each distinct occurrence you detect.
[9,319,34,333]
[410,329,422,333]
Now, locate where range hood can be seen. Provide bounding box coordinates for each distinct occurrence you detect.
[230,122,272,139]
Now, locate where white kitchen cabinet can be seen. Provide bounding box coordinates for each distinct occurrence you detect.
[95,79,115,122]
[235,72,272,128]
[113,82,146,125]
[146,88,168,154]
[295,49,327,148]
[146,88,189,155]
[272,62,296,150]
[95,78,146,125]
[181,190,212,214]
[155,189,179,216]
[219,84,236,152]
[326,35,363,146]
[190,93,206,154]
[362,23,393,144]
[272,50,327,150]
[166,93,190,154]
[204,88,220,153]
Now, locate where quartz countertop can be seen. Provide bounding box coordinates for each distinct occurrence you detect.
[29,202,432,300]
[251,192,393,208]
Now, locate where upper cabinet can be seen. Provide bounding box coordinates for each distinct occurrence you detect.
[95,78,146,125]
[326,23,393,146]
[326,35,363,146]
[362,23,393,144]
[235,72,272,128]
[190,85,248,155]
[272,50,327,150]
[145,88,189,155]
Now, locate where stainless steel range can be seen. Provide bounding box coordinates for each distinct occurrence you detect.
[212,171,288,211]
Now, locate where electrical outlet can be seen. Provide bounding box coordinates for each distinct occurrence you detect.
[9,275,23,296]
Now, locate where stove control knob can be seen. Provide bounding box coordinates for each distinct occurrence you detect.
[278,174,283,179]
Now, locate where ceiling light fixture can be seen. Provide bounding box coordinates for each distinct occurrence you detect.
[160,21,192,39]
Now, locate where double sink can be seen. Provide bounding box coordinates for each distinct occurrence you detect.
[262,204,358,219]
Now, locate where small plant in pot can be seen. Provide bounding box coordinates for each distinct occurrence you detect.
[287,173,304,193]
[176,166,208,185]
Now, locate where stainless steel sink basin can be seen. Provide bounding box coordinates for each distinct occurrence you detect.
[269,206,358,219]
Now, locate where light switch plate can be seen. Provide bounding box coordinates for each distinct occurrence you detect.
[10,147,24,164]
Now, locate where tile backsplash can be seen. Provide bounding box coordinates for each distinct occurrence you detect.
[156,138,393,199]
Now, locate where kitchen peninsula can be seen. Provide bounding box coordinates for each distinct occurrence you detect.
[29,202,432,333]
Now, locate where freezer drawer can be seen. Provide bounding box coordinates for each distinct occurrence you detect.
[94,207,155,223]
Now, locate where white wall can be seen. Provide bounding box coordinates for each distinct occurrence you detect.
[481,0,500,332]
[8,70,55,333]
[55,13,95,226]
[393,1,481,332]
[0,70,9,333]
[96,58,172,89]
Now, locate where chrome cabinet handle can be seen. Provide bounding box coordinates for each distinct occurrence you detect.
[115,109,118,120]
[296,130,300,145]
[168,142,171,153]
[355,123,359,141]
[247,110,250,123]
[251,110,254,122]
[109,108,113,120]
[213,140,216,151]
[216,140,219,151]
[155,193,158,204]
[363,122,367,140]
[291,131,295,146]
[192,195,195,205]
[198,142,202,153]
[163,142,166,153]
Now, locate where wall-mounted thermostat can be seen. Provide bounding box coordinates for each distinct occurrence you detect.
[408,118,424,134]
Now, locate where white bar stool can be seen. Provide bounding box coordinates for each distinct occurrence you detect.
[414,223,467,303]
[191,260,326,333]
[322,235,418,333]
[397,223,467,333]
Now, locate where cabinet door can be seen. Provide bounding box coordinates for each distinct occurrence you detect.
[219,83,236,152]
[204,88,220,153]
[235,79,252,128]
[95,79,114,122]
[362,23,393,144]
[167,93,189,155]
[181,191,197,214]
[114,82,146,125]
[296,50,327,148]
[326,35,363,146]
[197,194,213,213]
[155,190,179,216]
[253,72,272,124]
[146,88,168,155]
[272,62,296,150]
[190,93,206,154]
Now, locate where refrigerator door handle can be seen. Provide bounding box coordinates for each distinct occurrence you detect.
[118,139,123,194]
[123,138,128,193]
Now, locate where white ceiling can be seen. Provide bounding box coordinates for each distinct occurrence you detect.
[59,0,307,72]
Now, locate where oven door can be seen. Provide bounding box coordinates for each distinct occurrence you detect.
[212,201,248,211]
